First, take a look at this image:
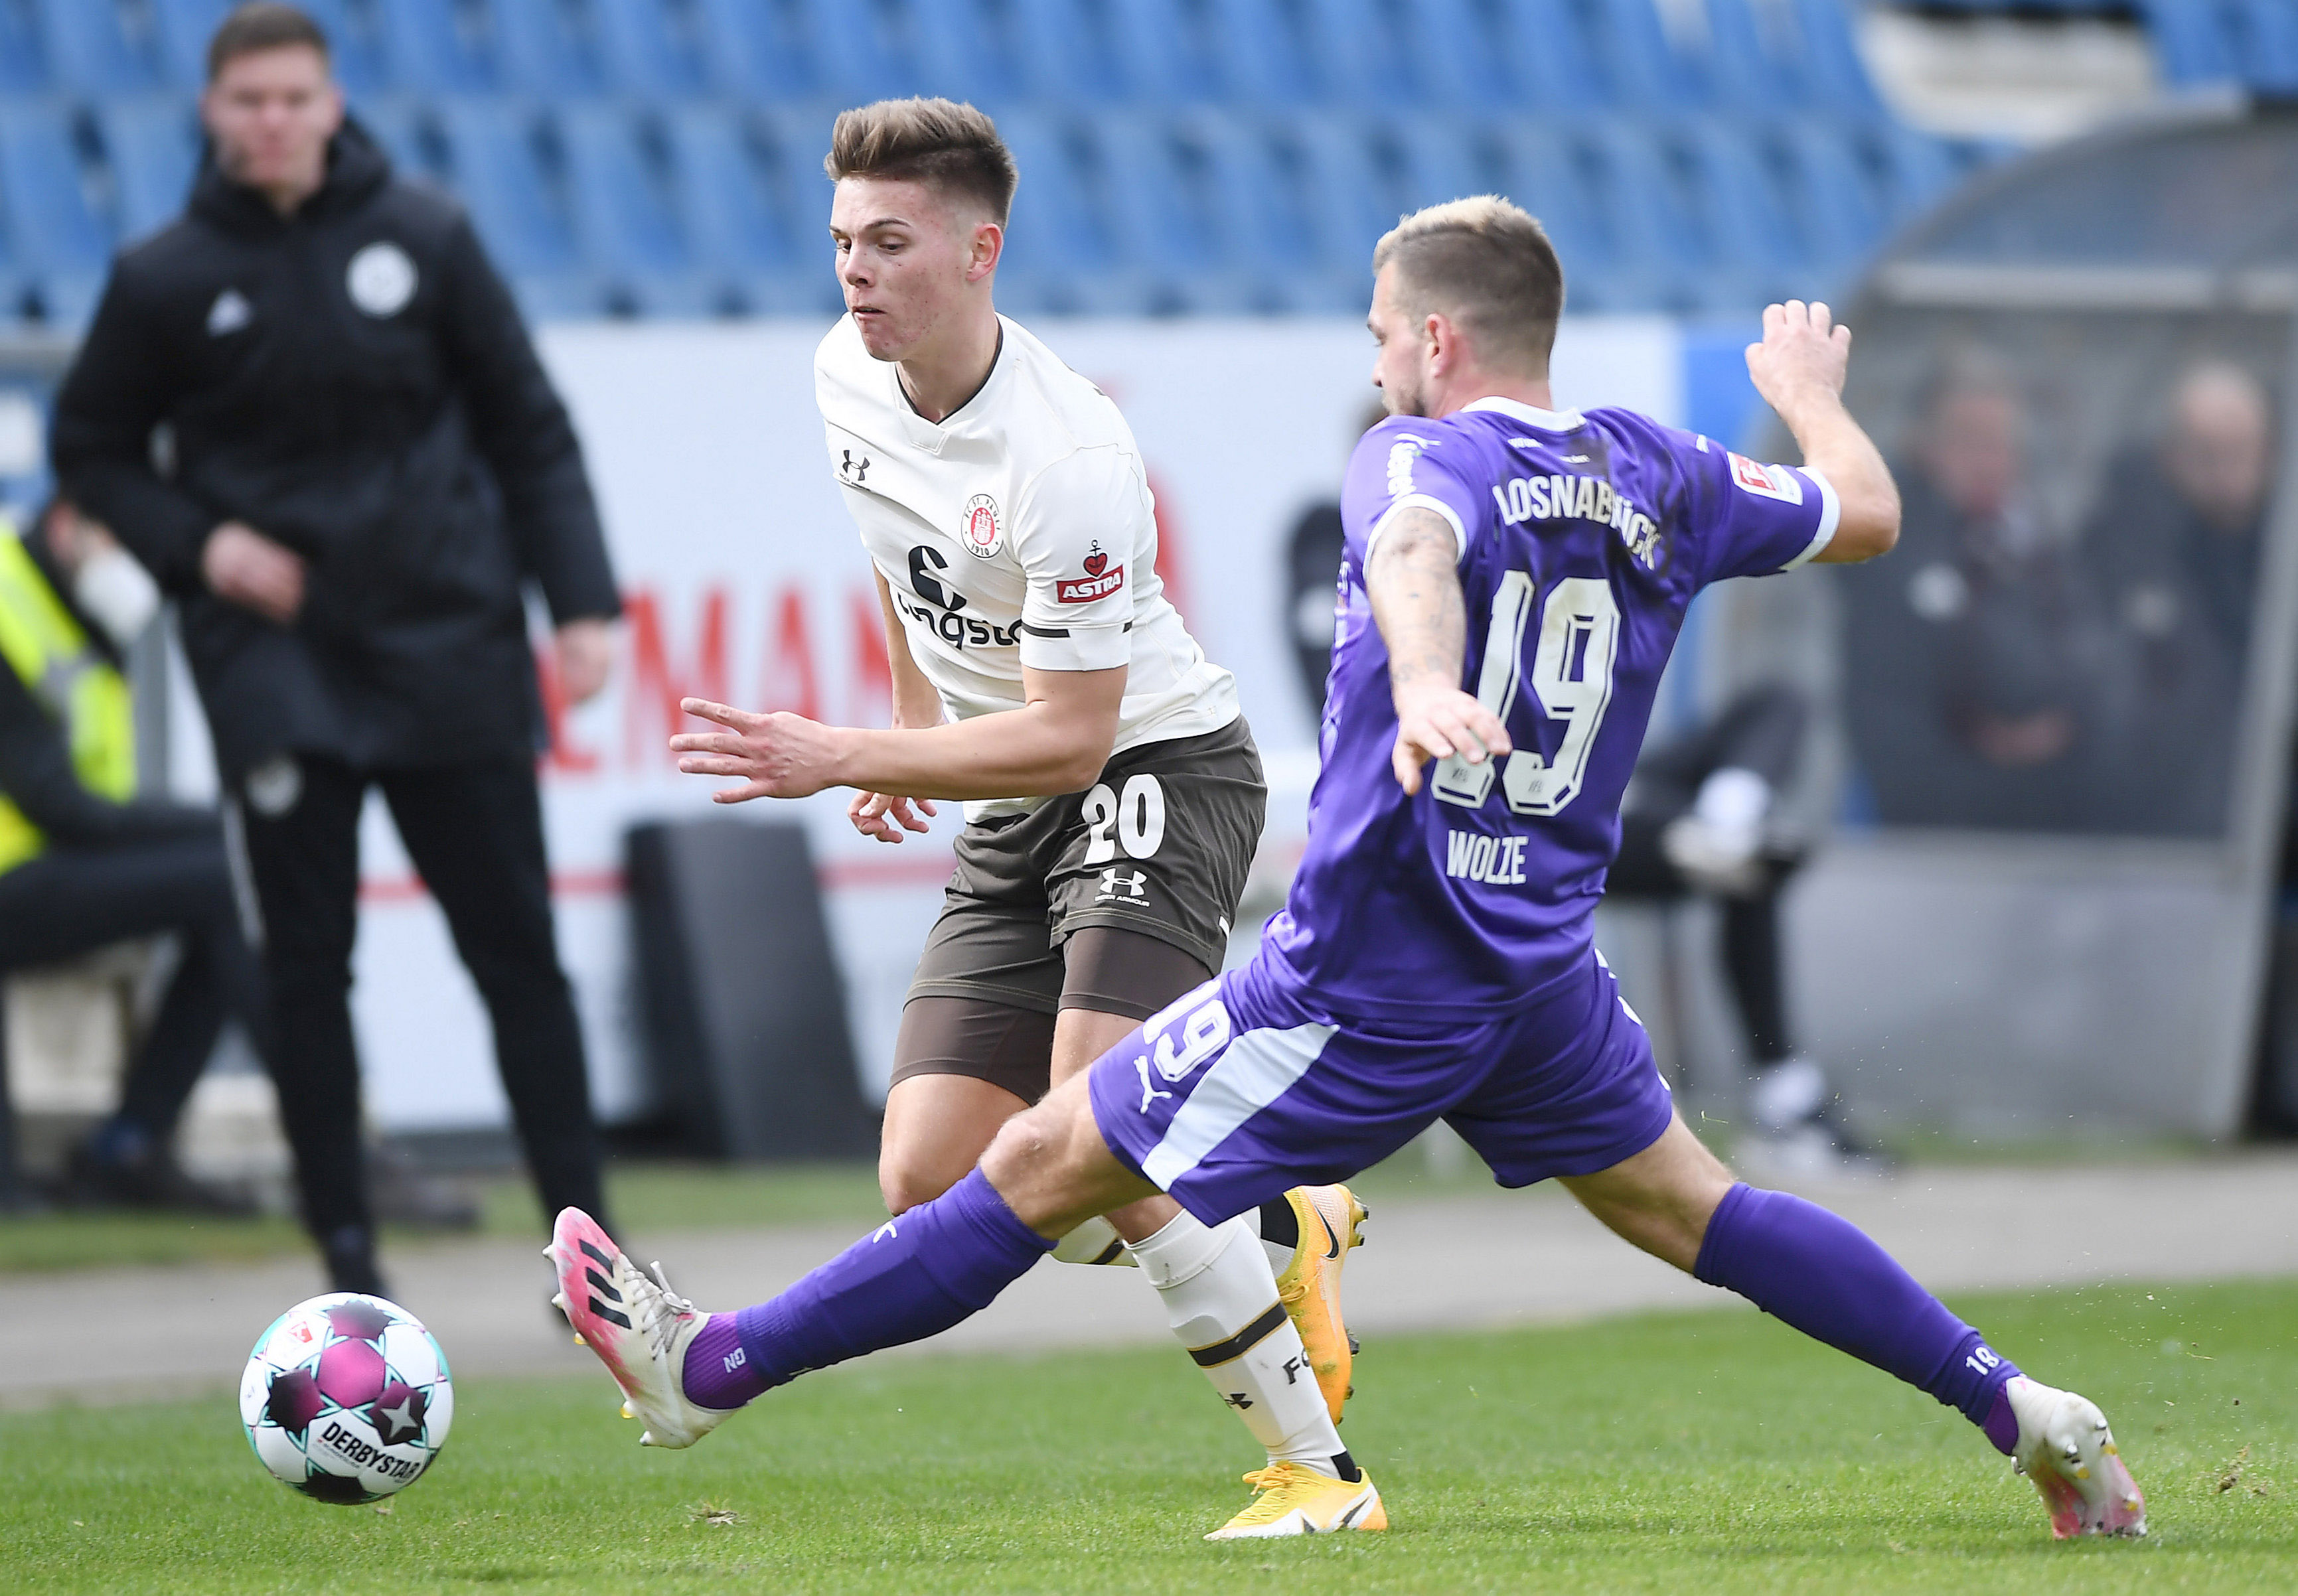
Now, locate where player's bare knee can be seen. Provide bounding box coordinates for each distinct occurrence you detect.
[878,1158,954,1216]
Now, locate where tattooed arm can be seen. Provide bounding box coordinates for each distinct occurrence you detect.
[1364,505,1513,794]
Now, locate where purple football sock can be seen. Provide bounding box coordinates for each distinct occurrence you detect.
[1695,1183,2021,1451]
[728,1168,1055,1395]
[680,1314,763,1409]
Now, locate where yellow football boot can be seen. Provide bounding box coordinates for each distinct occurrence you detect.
[1205,1461,1387,1540]
[1272,1183,1367,1425]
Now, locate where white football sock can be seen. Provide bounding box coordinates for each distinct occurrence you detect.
[1049,1215,1137,1268]
[1128,1210,1349,1478]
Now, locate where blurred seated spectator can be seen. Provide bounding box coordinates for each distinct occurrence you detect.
[1609,684,1884,1178]
[1838,356,2109,830]
[0,498,264,1211]
[2082,360,2275,835]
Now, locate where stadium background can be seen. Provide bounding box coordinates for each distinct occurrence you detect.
[0,0,2291,1173]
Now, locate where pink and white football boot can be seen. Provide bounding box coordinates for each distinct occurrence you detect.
[547,1207,733,1449]
[2005,1376,2147,1538]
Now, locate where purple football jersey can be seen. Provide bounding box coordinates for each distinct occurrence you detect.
[1262,396,1839,1022]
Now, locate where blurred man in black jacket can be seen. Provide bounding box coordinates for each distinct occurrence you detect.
[51,3,622,1293]
[0,498,265,1211]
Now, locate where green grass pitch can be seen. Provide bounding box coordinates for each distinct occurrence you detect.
[5,1277,2292,1593]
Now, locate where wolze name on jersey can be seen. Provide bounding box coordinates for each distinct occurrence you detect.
[1492,474,1665,571]
[1446,829,1529,886]
[891,584,1022,649]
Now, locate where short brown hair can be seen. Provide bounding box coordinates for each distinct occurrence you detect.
[207,2,329,82]
[824,98,1018,225]
[1372,196,1565,374]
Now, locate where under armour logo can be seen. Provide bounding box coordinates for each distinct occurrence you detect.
[840,449,871,483]
[872,1220,899,1243]
[1223,1392,1254,1410]
[1097,867,1148,903]
[1280,1354,1308,1386]
[1134,1055,1174,1113]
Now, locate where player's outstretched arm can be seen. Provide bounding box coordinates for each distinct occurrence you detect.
[1744,301,1900,564]
[1366,506,1512,794]
[671,664,1125,804]
[849,569,945,842]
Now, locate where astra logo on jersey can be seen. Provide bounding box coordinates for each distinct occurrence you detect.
[1057,541,1125,604]
[898,545,1021,649]
[1492,473,1665,571]
[1446,829,1529,885]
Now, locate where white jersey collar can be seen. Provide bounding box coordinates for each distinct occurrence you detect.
[1459,394,1586,431]
[892,317,1013,453]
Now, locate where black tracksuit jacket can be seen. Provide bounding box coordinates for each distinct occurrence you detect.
[50,119,619,781]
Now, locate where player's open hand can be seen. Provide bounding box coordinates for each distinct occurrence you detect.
[671,697,850,802]
[850,790,938,843]
[1391,681,1511,796]
[1745,300,1851,419]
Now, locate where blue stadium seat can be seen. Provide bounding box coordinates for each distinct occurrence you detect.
[801,0,929,106]
[1772,119,1887,275]
[385,0,508,96]
[1586,0,1713,113]
[1574,122,1717,311]
[0,102,110,324]
[293,0,397,96]
[95,96,200,242]
[911,0,1034,108]
[696,0,825,101]
[497,0,612,98]
[0,102,110,267]
[1399,0,1523,111]
[432,98,595,312]
[993,108,1154,314]
[155,0,393,92]
[151,0,226,88]
[0,0,46,92]
[1094,110,1261,312]
[1873,124,1964,223]
[1787,0,1886,117]
[1281,113,1405,283]
[662,105,804,289]
[1489,0,1616,115]
[593,0,712,96]
[1215,0,1328,107]
[1703,0,1821,117]
[2141,0,2236,84]
[1004,0,1130,106]
[1669,121,1815,301]
[1103,0,1229,106]
[2215,0,2298,94]
[1385,114,1488,216]
[354,97,441,182]
[1485,120,1650,310]
[560,106,694,295]
[36,0,165,93]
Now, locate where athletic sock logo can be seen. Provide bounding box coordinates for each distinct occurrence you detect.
[722,1346,747,1374]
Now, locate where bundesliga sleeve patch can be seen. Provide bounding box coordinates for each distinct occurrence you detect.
[1727,452,1805,505]
[1057,542,1124,604]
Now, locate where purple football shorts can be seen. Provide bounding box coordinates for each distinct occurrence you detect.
[1087,945,1675,1226]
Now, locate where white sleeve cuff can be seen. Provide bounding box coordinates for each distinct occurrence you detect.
[1780,467,1840,570]
[1365,494,1467,563]
[1018,622,1131,672]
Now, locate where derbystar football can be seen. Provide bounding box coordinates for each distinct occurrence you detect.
[239,1292,453,1504]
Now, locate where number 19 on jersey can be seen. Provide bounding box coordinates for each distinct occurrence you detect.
[1432,574,1620,818]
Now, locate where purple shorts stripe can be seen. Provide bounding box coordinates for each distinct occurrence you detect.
[1089,948,1674,1226]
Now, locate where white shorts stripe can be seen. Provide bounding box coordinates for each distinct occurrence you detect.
[1140,1020,1338,1190]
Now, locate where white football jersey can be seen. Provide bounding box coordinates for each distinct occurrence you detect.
[816,313,1239,816]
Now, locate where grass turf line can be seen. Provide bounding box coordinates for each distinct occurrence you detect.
[5,1277,2293,1593]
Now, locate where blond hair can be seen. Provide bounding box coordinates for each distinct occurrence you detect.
[1372,196,1564,373]
[825,98,1018,224]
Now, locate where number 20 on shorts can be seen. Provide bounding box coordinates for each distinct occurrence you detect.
[1083,774,1167,863]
